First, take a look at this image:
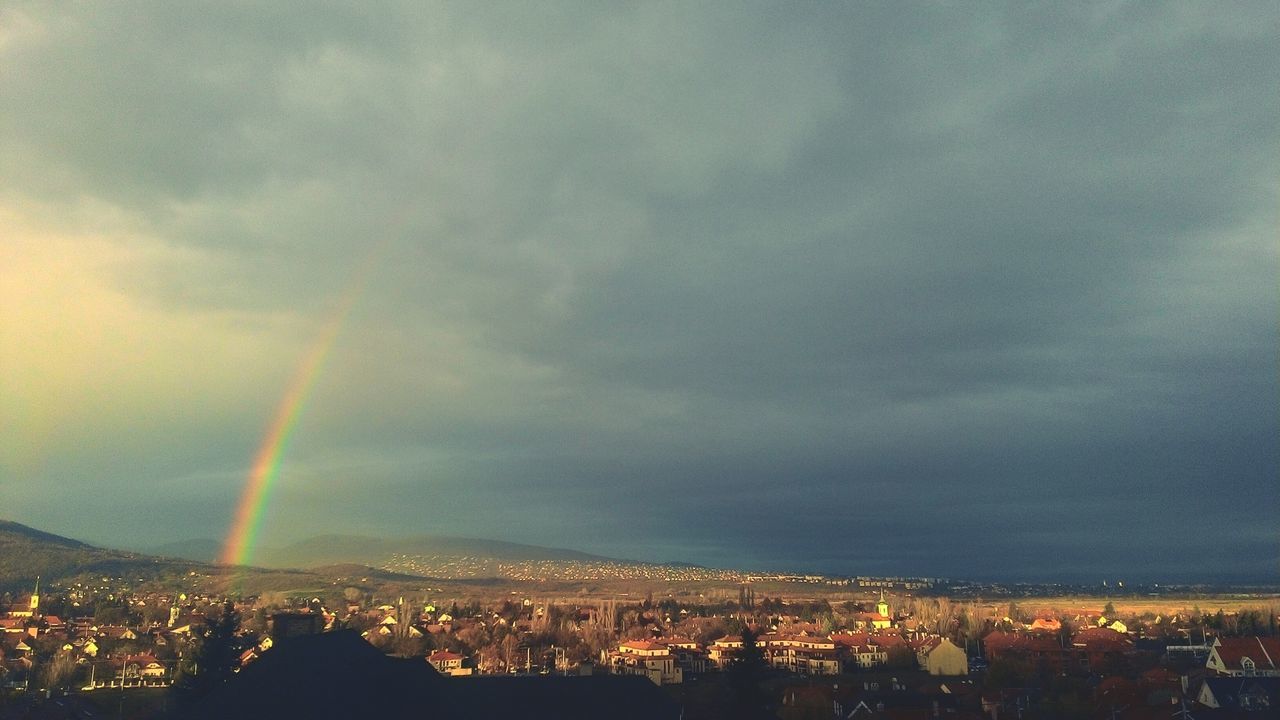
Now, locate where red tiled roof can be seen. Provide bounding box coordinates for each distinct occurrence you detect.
[912,636,943,652]
[620,641,666,651]
[1214,636,1280,671]
[831,632,869,647]
[1071,627,1132,652]
[654,637,700,649]
[983,631,1061,654]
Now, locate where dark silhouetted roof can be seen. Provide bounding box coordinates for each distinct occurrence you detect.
[175,630,447,719]
[174,630,681,719]
[451,675,681,720]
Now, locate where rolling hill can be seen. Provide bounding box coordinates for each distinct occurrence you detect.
[8,519,725,585]
[0,520,203,590]
[256,534,615,569]
[144,533,625,572]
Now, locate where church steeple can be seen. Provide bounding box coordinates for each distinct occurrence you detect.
[876,589,889,618]
[29,576,40,613]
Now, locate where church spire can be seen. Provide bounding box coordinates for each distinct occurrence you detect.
[29,576,40,612]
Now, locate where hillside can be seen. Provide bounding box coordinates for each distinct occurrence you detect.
[252,534,738,581]
[6,519,724,586]
[0,520,202,590]
[147,532,715,580]
[256,534,616,570]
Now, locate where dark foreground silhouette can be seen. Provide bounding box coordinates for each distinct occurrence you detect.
[167,630,680,720]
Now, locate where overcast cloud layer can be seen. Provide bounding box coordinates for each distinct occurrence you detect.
[2,2,1276,582]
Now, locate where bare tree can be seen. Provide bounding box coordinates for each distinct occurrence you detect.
[39,651,79,690]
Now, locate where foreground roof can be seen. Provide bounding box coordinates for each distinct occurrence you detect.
[173,630,680,720]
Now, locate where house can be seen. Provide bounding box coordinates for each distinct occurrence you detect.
[833,632,906,670]
[99,626,138,641]
[121,654,167,680]
[428,650,471,676]
[655,637,709,674]
[760,634,842,676]
[1069,626,1132,672]
[707,636,742,669]
[1027,617,1061,633]
[914,637,968,676]
[1206,636,1280,677]
[1196,677,1278,711]
[982,631,1064,670]
[608,641,682,685]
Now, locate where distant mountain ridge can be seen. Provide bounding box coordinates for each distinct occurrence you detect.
[144,532,694,579]
[259,534,617,569]
[143,534,620,568]
[0,519,726,589]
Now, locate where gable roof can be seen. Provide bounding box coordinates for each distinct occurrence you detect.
[1213,636,1280,672]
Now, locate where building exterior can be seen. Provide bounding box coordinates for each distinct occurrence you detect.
[984,627,1133,673]
[655,638,709,674]
[832,632,905,669]
[608,641,682,685]
[1196,677,1279,711]
[1206,637,1280,677]
[915,637,967,676]
[760,634,841,675]
[707,636,742,670]
[428,650,471,676]
[270,612,323,641]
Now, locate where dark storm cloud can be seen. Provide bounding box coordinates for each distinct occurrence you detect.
[0,2,1275,580]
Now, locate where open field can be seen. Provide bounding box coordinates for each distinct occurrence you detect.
[1011,595,1280,618]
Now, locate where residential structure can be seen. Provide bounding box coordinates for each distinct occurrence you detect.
[608,641,682,685]
[1206,636,1280,677]
[914,636,967,676]
[428,650,471,676]
[760,634,841,675]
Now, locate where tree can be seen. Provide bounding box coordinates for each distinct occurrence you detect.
[1006,601,1021,624]
[93,602,129,626]
[173,600,251,704]
[885,645,918,670]
[38,651,79,690]
[728,628,771,719]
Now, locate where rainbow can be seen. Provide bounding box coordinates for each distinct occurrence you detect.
[220,244,388,567]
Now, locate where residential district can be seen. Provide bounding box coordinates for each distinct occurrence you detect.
[0,575,1277,718]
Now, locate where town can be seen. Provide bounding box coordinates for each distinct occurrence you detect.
[1,570,1276,718]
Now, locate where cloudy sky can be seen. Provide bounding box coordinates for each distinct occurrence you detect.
[2,2,1276,582]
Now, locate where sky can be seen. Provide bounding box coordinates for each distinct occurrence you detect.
[1,2,1276,582]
